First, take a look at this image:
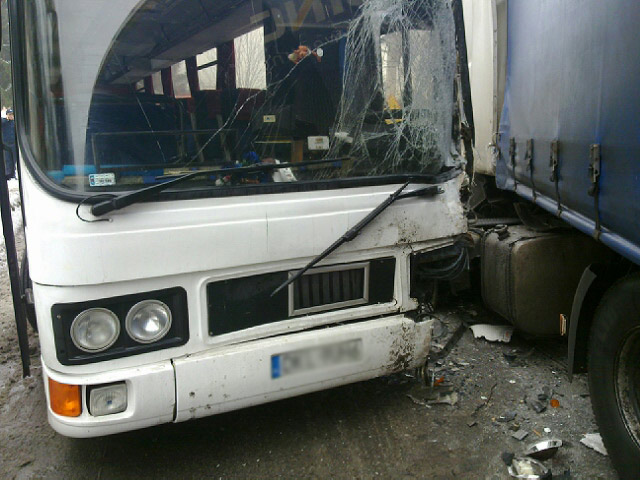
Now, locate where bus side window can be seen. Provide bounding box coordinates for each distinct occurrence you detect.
[171,61,191,98]
[152,71,164,95]
[235,26,267,90]
[197,47,217,90]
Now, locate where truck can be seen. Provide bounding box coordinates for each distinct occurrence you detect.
[463,0,640,477]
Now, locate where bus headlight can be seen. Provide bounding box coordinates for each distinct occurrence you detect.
[125,300,172,343]
[89,382,128,416]
[70,308,120,353]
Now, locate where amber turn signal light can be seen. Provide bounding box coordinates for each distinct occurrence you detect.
[48,378,81,417]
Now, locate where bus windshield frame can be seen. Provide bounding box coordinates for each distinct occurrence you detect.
[10,0,460,202]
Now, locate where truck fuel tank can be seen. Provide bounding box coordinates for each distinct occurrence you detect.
[481,225,612,336]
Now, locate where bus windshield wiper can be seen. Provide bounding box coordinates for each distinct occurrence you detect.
[89,157,349,217]
[270,181,443,297]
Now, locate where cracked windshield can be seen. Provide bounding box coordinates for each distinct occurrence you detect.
[23,0,456,193]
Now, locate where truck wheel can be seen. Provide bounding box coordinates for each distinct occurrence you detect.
[588,273,640,479]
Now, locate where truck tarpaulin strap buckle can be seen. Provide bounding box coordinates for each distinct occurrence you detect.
[549,140,562,216]
[525,139,535,200]
[588,143,602,240]
[509,137,517,190]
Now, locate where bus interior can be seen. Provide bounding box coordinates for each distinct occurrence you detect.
[47,0,457,190]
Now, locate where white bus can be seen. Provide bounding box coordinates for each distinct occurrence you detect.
[6,0,468,437]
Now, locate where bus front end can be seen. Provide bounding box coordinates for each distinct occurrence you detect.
[11,0,467,437]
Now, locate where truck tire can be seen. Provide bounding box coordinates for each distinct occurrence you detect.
[588,273,640,479]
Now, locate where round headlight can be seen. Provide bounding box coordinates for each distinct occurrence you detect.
[70,308,120,353]
[125,300,172,344]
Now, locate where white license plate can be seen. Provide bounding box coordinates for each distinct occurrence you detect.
[271,339,363,379]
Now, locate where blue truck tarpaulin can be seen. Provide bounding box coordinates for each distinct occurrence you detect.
[497,0,640,265]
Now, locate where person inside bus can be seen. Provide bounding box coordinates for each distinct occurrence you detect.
[2,108,17,179]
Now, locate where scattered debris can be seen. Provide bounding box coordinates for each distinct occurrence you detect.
[427,392,459,406]
[550,398,560,408]
[507,456,551,479]
[498,411,517,423]
[406,394,429,407]
[533,429,542,437]
[524,439,563,460]
[503,347,536,364]
[580,433,608,456]
[554,469,572,480]
[472,382,498,416]
[511,429,529,441]
[429,314,466,360]
[467,420,477,427]
[501,451,515,466]
[538,386,552,402]
[529,400,547,414]
[470,324,514,343]
[543,427,551,434]
[503,351,518,362]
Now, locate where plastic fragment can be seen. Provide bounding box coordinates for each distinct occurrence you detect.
[580,433,608,456]
[470,324,514,343]
[550,398,560,408]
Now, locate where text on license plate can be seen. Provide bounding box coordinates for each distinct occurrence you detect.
[271,339,363,379]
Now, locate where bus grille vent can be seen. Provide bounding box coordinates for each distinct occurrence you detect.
[289,263,370,316]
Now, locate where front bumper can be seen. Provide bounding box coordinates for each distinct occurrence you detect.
[44,315,432,437]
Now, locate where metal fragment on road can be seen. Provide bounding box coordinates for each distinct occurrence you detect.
[524,439,562,460]
[580,433,608,456]
[511,429,529,441]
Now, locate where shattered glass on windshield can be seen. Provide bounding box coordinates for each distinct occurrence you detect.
[20,0,458,193]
